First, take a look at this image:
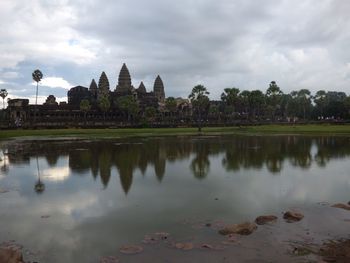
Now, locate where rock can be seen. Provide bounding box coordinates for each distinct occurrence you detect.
[119,245,143,254]
[99,256,120,263]
[332,203,350,211]
[142,232,170,244]
[154,232,169,240]
[218,222,257,235]
[142,235,158,244]
[174,242,194,250]
[199,243,225,250]
[0,248,23,263]
[283,211,304,223]
[255,215,278,225]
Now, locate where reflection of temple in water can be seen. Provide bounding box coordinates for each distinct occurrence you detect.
[3,136,350,194]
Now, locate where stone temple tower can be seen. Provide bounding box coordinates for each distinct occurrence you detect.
[98,71,110,99]
[116,63,133,94]
[89,79,98,100]
[153,75,165,103]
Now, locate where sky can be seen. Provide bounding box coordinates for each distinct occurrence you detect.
[0,0,350,106]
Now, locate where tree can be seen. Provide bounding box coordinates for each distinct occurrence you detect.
[239,90,250,119]
[313,90,327,118]
[165,97,177,122]
[324,91,347,119]
[32,69,43,106]
[98,95,111,121]
[266,81,283,120]
[145,106,156,123]
[32,69,43,125]
[189,85,210,132]
[248,90,265,119]
[208,104,220,121]
[116,95,139,122]
[0,89,8,109]
[344,96,350,119]
[221,87,240,118]
[80,99,91,125]
[297,89,311,120]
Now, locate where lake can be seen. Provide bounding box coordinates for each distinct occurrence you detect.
[1,135,350,262]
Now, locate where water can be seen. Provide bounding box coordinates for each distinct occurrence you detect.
[0,135,350,262]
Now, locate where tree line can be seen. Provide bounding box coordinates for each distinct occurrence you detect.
[187,81,350,128]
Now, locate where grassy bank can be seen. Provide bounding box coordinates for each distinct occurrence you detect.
[1,124,350,140]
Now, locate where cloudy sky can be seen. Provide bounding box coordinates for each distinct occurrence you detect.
[0,0,350,105]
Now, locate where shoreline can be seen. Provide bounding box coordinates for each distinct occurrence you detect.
[2,124,350,140]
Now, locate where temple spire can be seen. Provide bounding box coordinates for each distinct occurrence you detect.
[153,75,165,103]
[98,71,110,99]
[117,63,132,89]
[89,79,98,99]
[137,81,146,93]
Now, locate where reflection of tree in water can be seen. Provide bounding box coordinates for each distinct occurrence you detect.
[222,136,315,173]
[4,136,350,193]
[190,142,210,179]
[34,157,45,194]
[0,150,9,174]
[314,137,350,167]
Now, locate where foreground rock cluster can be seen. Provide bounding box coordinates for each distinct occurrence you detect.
[218,210,304,236]
[0,247,23,263]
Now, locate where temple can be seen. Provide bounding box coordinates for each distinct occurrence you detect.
[2,63,195,128]
[67,63,163,110]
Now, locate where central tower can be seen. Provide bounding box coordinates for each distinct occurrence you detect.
[116,63,133,93]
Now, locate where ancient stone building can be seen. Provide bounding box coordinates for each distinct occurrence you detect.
[67,86,90,105]
[44,95,58,106]
[115,63,134,95]
[89,79,98,103]
[2,64,168,127]
[153,75,165,103]
[137,82,146,94]
[7,99,29,124]
[67,63,164,111]
[98,72,110,100]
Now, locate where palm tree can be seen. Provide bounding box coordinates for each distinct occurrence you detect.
[98,95,111,123]
[116,95,139,123]
[80,99,91,126]
[313,90,327,118]
[32,69,43,124]
[297,89,311,120]
[165,97,177,123]
[0,89,8,109]
[266,81,283,120]
[249,90,265,120]
[145,106,156,124]
[32,69,43,105]
[221,88,240,111]
[189,85,210,132]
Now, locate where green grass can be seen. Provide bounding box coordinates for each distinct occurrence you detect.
[1,124,350,140]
